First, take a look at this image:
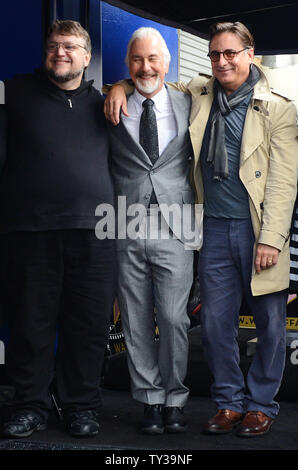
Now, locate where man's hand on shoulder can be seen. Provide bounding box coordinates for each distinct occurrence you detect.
[104,83,130,126]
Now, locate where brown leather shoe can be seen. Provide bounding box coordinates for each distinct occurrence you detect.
[237,411,274,437]
[203,409,243,434]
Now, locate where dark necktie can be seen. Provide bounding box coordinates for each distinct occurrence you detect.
[139,99,159,164]
[139,99,159,206]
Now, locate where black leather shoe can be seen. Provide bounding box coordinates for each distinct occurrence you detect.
[65,410,100,437]
[140,404,164,435]
[164,407,188,433]
[2,409,47,438]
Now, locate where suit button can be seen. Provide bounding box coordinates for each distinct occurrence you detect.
[255,171,261,178]
[145,194,150,199]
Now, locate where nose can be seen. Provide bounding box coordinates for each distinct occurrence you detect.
[55,44,66,56]
[141,59,151,72]
[217,53,228,67]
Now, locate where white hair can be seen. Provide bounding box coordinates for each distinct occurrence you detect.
[125,27,171,66]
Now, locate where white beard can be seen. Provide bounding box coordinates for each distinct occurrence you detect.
[135,75,161,95]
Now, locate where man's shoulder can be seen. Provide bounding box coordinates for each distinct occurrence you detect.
[4,71,36,86]
[167,86,191,106]
[187,74,211,94]
[267,87,294,104]
[87,83,105,103]
[3,72,38,102]
[268,93,298,122]
[258,64,297,104]
[265,89,297,117]
[257,88,297,130]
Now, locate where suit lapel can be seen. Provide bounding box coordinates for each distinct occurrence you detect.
[240,70,274,165]
[110,116,153,168]
[167,87,190,136]
[240,104,266,165]
[154,88,191,167]
[189,87,213,165]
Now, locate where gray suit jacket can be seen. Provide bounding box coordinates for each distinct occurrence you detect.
[108,87,200,249]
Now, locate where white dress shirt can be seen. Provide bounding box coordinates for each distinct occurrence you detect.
[122,85,178,156]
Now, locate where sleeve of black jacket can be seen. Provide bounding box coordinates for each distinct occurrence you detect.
[0,105,7,173]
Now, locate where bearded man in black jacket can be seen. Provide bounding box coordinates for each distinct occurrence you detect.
[0,20,116,438]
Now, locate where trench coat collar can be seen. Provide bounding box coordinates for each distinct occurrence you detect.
[197,63,273,101]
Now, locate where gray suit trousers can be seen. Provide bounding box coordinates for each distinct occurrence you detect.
[117,209,193,407]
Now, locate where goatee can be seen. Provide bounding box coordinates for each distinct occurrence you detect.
[45,67,83,84]
[135,75,160,95]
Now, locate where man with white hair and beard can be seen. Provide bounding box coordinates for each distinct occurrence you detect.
[106,27,199,434]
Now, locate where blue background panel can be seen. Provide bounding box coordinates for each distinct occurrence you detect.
[101,1,178,86]
[0,0,43,80]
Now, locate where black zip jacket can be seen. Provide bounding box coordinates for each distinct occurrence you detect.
[0,69,114,232]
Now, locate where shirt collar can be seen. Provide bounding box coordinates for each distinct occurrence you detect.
[132,85,168,113]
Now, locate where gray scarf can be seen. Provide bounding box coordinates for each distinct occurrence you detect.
[207,64,260,180]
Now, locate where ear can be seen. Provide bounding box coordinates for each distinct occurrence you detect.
[84,52,92,68]
[247,48,254,64]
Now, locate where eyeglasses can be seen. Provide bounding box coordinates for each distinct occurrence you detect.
[46,42,87,53]
[207,48,249,62]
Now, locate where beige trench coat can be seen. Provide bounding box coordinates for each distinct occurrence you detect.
[170,65,298,295]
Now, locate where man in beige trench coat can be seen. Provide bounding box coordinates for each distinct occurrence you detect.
[104,21,298,437]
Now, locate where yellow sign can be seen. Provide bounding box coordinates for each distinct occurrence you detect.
[239,316,298,330]
[239,294,298,330]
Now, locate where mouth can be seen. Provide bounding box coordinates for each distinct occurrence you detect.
[52,59,72,65]
[137,73,157,80]
[216,67,234,73]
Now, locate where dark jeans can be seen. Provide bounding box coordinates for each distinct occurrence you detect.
[0,230,116,418]
[199,217,287,418]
